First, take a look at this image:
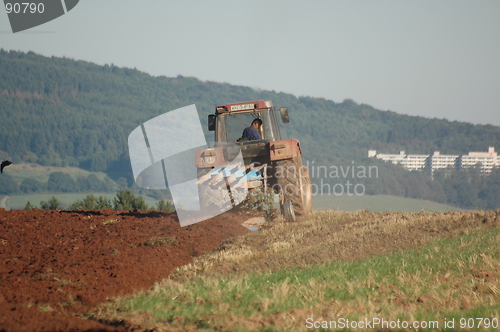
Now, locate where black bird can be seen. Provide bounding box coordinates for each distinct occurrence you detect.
[1,160,12,173]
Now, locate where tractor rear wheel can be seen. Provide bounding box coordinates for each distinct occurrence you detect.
[275,155,312,218]
[300,166,313,215]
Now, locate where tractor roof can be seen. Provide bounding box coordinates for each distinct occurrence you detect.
[215,100,273,114]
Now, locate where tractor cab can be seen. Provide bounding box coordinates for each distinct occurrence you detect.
[208,100,290,144]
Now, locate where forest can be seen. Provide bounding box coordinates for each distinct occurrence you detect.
[0,49,499,209]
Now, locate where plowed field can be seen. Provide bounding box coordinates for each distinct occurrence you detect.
[0,208,251,331]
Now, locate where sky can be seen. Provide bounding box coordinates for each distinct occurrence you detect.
[1,0,500,126]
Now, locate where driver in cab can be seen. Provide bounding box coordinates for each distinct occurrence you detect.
[241,119,263,140]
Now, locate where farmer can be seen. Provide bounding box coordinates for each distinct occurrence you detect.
[241,118,263,140]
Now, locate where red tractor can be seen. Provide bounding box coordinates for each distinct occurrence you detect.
[195,100,312,221]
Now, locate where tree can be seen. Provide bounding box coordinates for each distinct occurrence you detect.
[0,174,18,194]
[156,199,175,212]
[76,174,109,192]
[453,182,477,208]
[85,174,110,192]
[478,184,500,210]
[70,194,112,210]
[113,189,149,211]
[116,177,128,189]
[131,196,148,211]
[20,178,45,193]
[40,197,62,210]
[24,201,36,210]
[47,172,76,192]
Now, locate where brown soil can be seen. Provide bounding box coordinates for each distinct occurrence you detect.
[0,208,251,332]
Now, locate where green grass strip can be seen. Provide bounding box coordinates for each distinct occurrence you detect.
[95,227,500,331]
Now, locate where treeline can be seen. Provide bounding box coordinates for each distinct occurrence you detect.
[1,50,500,209]
[24,190,175,212]
[433,167,500,210]
[0,172,116,195]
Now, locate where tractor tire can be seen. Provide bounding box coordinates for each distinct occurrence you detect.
[300,166,313,215]
[275,155,312,218]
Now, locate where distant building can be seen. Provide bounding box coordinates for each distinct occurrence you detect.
[369,150,406,164]
[458,146,499,173]
[428,151,459,171]
[369,147,499,174]
[401,154,429,171]
[369,150,430,171]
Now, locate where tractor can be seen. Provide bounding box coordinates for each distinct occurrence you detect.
[195,100,312,221]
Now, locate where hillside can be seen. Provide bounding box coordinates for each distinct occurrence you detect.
[1,49,500,209]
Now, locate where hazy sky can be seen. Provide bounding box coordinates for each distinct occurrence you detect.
[1,1,499,126]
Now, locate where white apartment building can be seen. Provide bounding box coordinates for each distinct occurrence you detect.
[428,151,459,171]
[400,154,429,171]
[368,150,406,164]
[369,147,499,174]
[458,146,499,173]
[368,150,430,171]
